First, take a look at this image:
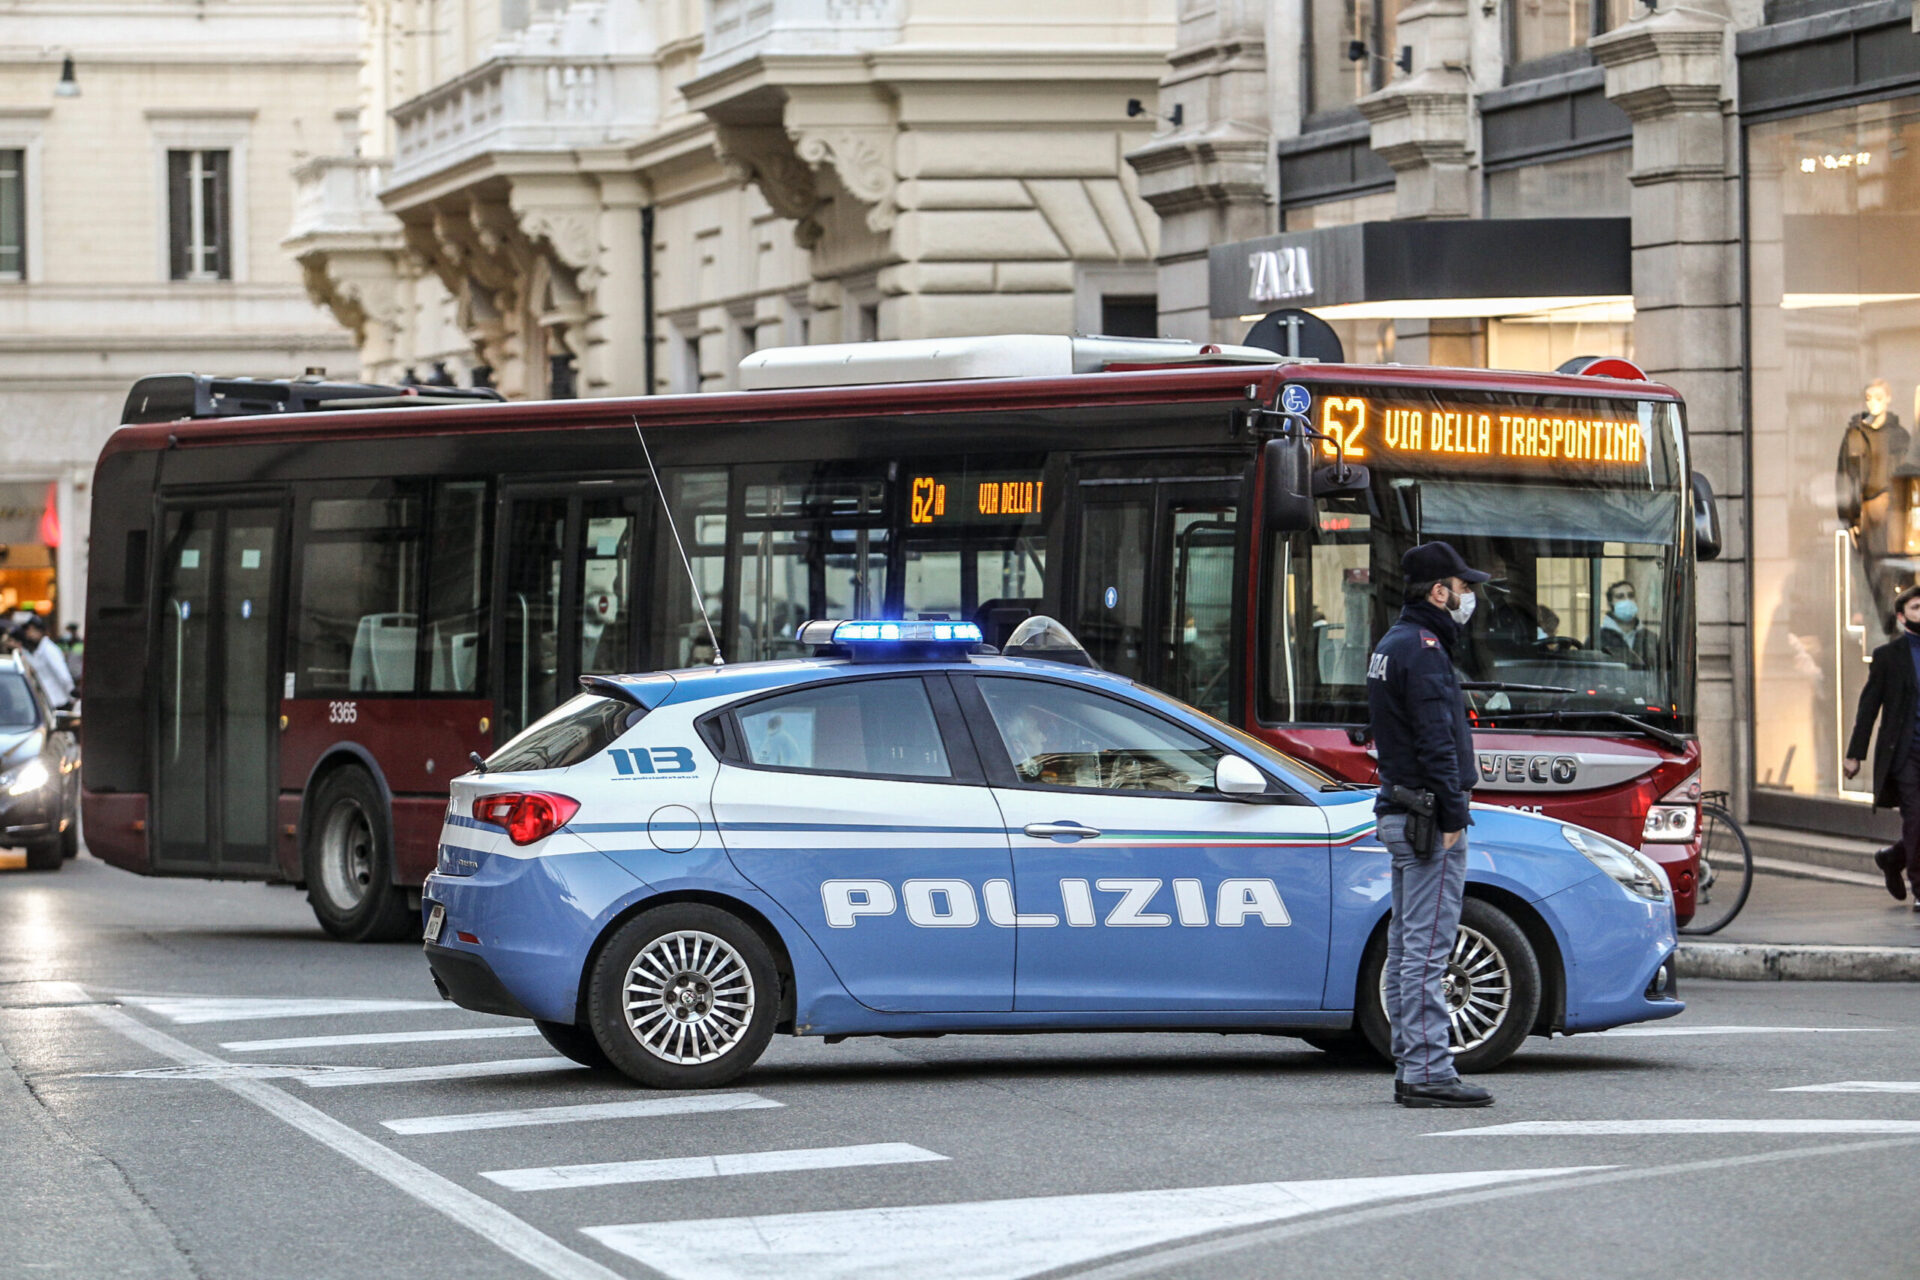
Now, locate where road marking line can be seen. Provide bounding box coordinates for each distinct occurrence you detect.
[56,985,627,1280]
[1775,1081,1920,1094]
[120,996,449,1024]
[488,1142,946,1192]
[383,1092,783,1135]
[222,1026,542,1052]
[1432,1120,1920,1136]
[1589,1025,1887,1038]
[298,1056,586,1088]
[580,1168,1607,1280]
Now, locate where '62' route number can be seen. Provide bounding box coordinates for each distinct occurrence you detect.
[328,701,359,725]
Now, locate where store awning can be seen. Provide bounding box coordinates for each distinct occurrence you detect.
[1208,218,1632,321]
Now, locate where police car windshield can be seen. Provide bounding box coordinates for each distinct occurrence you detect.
[485,694,643,772]
[1124,681,1342,791]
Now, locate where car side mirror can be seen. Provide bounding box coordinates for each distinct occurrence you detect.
[1691,470,1722,561]
[1215,754,1269,798]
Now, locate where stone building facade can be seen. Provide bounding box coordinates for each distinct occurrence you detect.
[1132,0,1920,846]
[289,0,1180,401]
[0,1,359,630]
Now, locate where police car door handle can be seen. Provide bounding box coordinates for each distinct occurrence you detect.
[1023,822,1101,839]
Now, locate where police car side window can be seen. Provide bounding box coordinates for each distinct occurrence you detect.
[736,679,952,780]
[976,678,1223,794]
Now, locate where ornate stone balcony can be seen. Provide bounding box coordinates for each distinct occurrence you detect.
[388,53,658,193]
[697,0,902,79]
[288,155,395,244]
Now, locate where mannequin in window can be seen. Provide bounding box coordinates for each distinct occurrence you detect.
[1838,379,1908,624]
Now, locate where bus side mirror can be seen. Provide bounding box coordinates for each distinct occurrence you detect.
[1691,470,1722,561]
[1261,435,1315,533]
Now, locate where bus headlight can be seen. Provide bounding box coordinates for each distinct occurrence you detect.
[1563,824,1667,901]
[1642,772,1701,843]
[7,759,51,796]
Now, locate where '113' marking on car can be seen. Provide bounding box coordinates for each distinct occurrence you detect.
[822,877,1291,929]
[607,747,697,777]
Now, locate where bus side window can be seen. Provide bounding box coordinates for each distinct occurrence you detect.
[425,481,488,693]
[294,490,424,696]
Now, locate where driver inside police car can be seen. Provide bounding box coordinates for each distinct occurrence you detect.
[1366,541,1495,1109]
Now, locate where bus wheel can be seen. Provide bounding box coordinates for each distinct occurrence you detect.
[587,904,777,1089]
[303,768,414,943]
[1356,897,1542,1074]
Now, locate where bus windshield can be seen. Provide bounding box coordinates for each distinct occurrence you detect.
[1264,390,1695,736]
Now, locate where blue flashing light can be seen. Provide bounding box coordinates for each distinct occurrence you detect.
[794,619,985,650]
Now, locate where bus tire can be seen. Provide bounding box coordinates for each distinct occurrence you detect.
[24,840,62,871]
[1355,897,1542,1075]
[587,904,777,1089]
[303,767,414,943]
[536,1019,612,1069]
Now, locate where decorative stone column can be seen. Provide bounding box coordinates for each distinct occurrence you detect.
[1357,67,1474,220]
[1592,3,1745,798]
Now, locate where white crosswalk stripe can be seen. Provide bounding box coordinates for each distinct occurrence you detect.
[120,996,450,1024]
[1591,1025,1887,1038]
[299,1057,587,1088]
[382,1092,784,1135]
[1432,1120,1920,1137]
[1774,1081,1920,1094]
[484,1142,946,1192]
[222,1026,542,1052]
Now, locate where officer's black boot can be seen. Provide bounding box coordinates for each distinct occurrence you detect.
[1398,1079,1493,1108]
[1873,846,1907,901]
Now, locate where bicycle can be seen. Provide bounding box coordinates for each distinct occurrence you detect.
[1678,789,1753,935]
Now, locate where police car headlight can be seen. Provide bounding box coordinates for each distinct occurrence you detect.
[7,760,50,796]
[1563,825,1666,901]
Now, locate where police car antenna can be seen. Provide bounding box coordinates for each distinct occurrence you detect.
[632,417,724,666]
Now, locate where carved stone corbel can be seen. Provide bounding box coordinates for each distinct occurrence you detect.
[713,122,828,248]
[791,126,897,233]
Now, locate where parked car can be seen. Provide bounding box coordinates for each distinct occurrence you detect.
[0,653,81,870]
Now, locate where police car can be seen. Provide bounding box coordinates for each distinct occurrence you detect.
[421,618,1682,1088]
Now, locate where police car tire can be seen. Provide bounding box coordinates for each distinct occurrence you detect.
[535,1019,613,1070]
[1355,898,1541,1075]
[587,905,778,1089]
[302,767,416,944]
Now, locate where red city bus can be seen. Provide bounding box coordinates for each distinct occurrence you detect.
[83,338,1716,939]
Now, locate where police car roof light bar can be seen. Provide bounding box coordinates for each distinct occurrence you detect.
[796,619,985,661]
[634,417,723,666]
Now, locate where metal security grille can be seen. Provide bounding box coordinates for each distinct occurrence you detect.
[167,149,229,281]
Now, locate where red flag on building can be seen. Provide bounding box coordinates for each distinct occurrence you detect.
[38,481,59,548]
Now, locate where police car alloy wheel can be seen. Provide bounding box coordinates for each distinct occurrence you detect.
[587,904,779,1089]
[1356,898,1542,1074]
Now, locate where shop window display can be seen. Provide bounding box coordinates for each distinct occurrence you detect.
[1748,96,1920,810]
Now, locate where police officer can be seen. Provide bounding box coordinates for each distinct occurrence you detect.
[1367,541,1493,1109]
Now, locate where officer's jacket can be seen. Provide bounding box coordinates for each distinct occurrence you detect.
[1366,599,1476,831]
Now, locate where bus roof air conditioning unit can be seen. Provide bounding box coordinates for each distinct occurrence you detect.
[737,335,1290,390]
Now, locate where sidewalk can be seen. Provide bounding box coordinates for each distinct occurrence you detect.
[1677,863,1920,981]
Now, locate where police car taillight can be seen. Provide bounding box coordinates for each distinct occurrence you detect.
[472,792,579,845]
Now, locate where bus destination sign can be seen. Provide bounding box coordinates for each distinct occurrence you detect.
[909,473,1045,525]
[1315,395,1647,470]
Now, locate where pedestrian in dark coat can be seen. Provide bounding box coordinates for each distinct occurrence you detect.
[1844,583,1920,907]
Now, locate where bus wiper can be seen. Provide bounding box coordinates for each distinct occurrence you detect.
[1467,708,1687,752]
[1320,780,1374,792]
[1460,680,1577,694]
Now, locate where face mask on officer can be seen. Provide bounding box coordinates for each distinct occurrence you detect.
[1445,584,1476,627]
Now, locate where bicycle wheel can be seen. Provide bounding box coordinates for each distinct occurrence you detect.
[1678,803,1753,935]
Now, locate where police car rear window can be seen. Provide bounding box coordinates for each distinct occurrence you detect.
[486,694,644,772]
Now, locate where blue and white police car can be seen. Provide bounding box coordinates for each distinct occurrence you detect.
[421,618,1682,1089]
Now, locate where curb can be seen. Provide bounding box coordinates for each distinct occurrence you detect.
[1677,941,1920,982]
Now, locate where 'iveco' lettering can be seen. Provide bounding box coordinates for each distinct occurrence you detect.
[821,878,1291,929]
[1476,752,1578,786]
[607,746,697,777]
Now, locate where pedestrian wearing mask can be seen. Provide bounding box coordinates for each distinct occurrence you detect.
[1366,541,1492,1108]
[1843,583,1920,908]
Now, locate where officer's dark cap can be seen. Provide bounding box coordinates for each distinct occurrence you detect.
[1402,541,1490,585]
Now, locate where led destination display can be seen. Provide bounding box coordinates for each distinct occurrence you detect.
[1314,395,1648,470]
[908,473,1045,525]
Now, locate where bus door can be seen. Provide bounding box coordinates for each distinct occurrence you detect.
[498,484,651,741]
[1068,467,1243,721]
[153,500,285,873]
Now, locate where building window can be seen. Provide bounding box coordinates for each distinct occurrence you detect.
[1746,94,1920,817]
[1101,295,1159,338]
[1511,0,1631,68]
[167,149,230,281]
[1308,0,1403,116]
[0,150,23,281]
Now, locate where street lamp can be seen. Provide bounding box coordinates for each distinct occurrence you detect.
[53,55,79,99]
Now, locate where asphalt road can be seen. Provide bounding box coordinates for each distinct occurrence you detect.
[5,854,1918,1280]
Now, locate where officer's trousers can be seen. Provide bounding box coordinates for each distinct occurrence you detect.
[1378,813,1468,1084]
